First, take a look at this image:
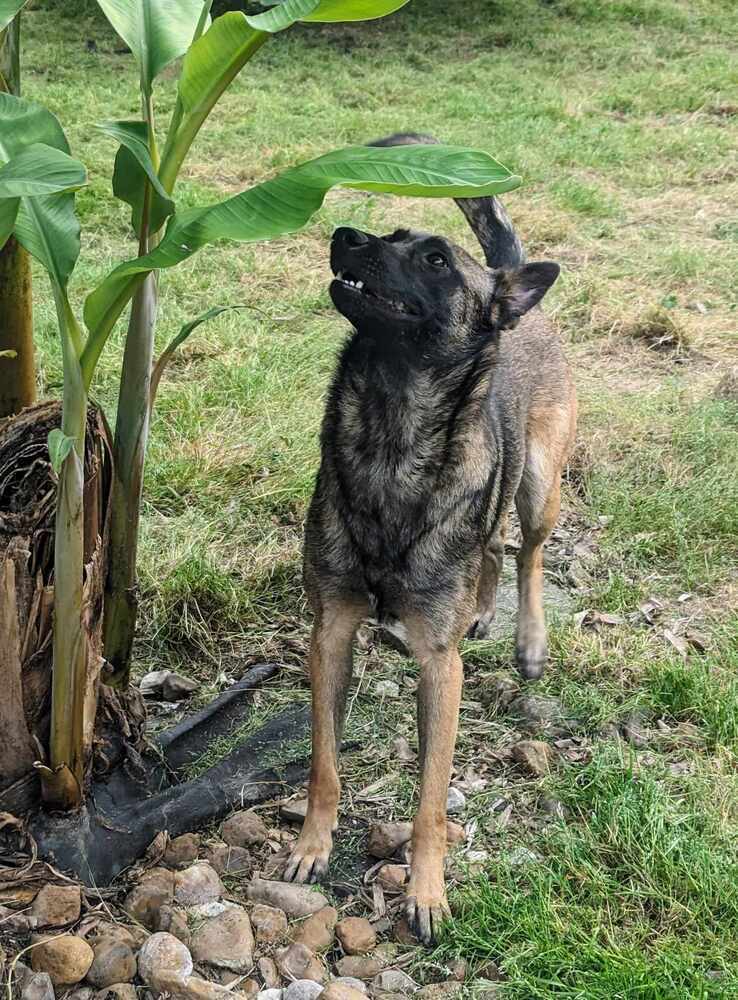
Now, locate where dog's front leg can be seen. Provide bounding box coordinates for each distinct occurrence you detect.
[284,600,365,884]
[406,644,463,944]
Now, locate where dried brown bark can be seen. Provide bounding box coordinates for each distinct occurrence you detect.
[0,401,128,811]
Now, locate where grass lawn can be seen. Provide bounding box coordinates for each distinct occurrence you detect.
[22,0,738,995]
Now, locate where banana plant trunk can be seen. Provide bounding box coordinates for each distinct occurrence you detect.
[0,14,36,420]
[102,273,157,688]
[0,401,140,813]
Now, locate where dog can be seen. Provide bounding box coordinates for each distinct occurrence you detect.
[284,134,576,944]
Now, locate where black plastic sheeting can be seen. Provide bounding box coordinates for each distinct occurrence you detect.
[30,665,311,885]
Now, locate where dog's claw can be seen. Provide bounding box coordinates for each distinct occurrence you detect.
[467,614,495,640]
[283,837,331,885]
[405,895,449,946]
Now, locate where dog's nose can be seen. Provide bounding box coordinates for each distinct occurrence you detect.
[336,226,370,249]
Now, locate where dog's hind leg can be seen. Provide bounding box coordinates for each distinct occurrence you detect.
[468,514,507,639]
[404,626,464,944]
[514,404,572,680]
[284,597,366,883]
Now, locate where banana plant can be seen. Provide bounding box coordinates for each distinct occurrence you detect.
[0,1,35,418]
[0,0,521,809]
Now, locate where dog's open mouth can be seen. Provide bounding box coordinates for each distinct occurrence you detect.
[334,269,419,317]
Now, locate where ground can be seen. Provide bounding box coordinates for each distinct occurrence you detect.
[16,0,738,996]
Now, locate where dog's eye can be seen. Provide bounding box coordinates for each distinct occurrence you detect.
[426,252,448,268]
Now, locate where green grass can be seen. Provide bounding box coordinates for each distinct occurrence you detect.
[20,0,738,992]
[439,749,738,998]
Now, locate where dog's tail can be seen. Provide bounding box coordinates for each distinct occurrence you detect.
[367,131,525,270]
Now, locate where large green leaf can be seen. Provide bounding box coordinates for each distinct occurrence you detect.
[82,143,521,349]
[245,0,409,31]
[0,0,29,32]
[245,0,319,31]
[0,143,86,197]
[94,0,208,94]
[178,12,265,118]
[0,93,81,287]
[303,0,410,22]
[97,120,174,233]
[0,91,69,162]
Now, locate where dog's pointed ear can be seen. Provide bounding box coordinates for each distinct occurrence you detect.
[492,261,560,330]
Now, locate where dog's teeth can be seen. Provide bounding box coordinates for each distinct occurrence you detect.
[336,271,344,280]
[355,280,364,290]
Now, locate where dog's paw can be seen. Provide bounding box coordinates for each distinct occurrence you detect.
[404,892,450,946]
[466,613,495,640]
[282,831,332,884]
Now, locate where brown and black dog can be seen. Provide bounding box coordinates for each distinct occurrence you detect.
[284,134,576,944]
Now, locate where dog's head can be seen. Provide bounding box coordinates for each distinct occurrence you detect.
[330,225,559,359]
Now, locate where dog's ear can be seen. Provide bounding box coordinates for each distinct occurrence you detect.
[492,261,560,330]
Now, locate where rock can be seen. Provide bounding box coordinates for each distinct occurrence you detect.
[31,884,82,927]
[511,740,554,777]
[280,799,309,823]
[206,843,251,875]
[174,863,224,906]
[373,943,399,964]
[478,673,518,712]
[335,917,376,956]
[93,986,138,1000]
[156,904,191,944]
[31,936,94,987]
[621,711,649,748]
[123,868,175,929]
[334,957,383,981]
[258,957,280,989]
[162,672,200,701]
[88,923,144,951]
[68,988,94,1000]
[276,944,325,984]
[242,978,261,997]
[140,669,199,700]
[367,822,413,859]
[377,865,406,892]
[508,695,567,730]
[322,984,367,1000]
[247,878,328,918]
[165,833,202,868]
[283,981,323,1000]
[332,978,367,995]
[256,992,283,1000]
[417,986,461,999]
[445,821,465,844]
[372,970,417,994]
[222,811,269,848]
[374,680,400,698]
[392,917,419,946]
[86,941,137,988]
[252,903,289,944]
[190,906,254,972]
[475,960,502,981]
[448,959,467,982]
[21,972,55,1000]
[293,906,337,953]
[138,932,193,990]
[446,787,466,814]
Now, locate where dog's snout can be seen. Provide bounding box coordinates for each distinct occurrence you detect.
[336,226,370,249]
